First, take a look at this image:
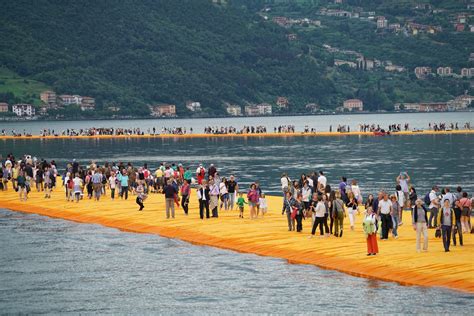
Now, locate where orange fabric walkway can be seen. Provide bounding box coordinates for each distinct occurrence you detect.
[0,188,472,293]
[0,129,473,140]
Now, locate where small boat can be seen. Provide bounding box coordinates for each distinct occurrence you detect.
[373,129,390,136]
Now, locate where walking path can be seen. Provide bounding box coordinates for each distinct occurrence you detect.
[0,187,472,293]
[0,129,473,140]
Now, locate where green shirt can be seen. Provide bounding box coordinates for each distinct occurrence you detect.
[236,197,246,207]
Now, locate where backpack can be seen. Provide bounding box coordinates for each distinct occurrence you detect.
[424,192,431,206]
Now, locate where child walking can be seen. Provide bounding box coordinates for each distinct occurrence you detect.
[258,193,268,217]
[136,184,147,211]
[236,192,247,218]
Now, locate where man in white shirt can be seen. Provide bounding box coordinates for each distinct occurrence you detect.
[378,193,392,240]
[428,186,440,228]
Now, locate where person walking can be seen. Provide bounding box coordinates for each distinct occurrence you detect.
[412,199,429,252]
[346,192,358,231]
[180,179,191,215]
[227,175,238,211]
[378,193,392,240]
[198,180,210,219]
[332,191,345,237]
[294,194,305,233]
[310,196,327,237]
[282,191,295,231]
[209,179,219,218]
[458,192,472,234]
[428,186,440,228]
[363,207,378,256]
[391,194,400,239]
[437,199,455,252]
[118,169,129,200]
[247,183,259,220]
[163,179,177,219]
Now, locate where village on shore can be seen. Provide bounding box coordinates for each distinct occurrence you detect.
[0,89,473,121]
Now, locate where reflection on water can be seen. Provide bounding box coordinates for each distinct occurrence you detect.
[1,134,473,195]
[0,209,472,314]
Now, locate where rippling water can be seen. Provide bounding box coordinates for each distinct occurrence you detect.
[0,209,472,314]
[1,134,473,195]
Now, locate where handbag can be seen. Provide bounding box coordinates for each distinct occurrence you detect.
[290,206,298,219]
[435,228,441,238]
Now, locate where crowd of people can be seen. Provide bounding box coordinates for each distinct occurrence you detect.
[0,121,472,137]
[280,171,473,255]
[1,153,472,255]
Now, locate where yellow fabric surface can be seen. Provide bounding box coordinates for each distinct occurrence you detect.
[0,187,472,293]
[0,129,473,140]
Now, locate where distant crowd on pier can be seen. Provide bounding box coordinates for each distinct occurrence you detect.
[1,153,473,255]
[0,121,471,137]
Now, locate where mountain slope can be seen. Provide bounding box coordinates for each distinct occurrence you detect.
[0,0,335,115]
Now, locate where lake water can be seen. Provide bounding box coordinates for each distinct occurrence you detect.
[1,209,473,314]
[1,111,473,134]
[1,113,474,313]
[1,134,473,195]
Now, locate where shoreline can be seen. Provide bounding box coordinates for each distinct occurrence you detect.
[1,129,474,140]
[0,189,472,294]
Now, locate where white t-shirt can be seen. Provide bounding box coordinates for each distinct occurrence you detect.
[109,176,116,189]
[429,191,439,209]
[307,178,314,188]
[318,175,327,188]
[396,190,404,207]
[302,187,312,202]
[281,177,289,189]
[259,198,267,209]
[378,199,392,214]
[219,182,228,195]
[315,201,326,217]
[351,185,361,200]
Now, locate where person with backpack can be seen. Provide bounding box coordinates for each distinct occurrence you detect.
[332,191,346,237]
[437,199,455,252]
[427,186,440,228]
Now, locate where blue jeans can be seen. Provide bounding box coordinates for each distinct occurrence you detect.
[441,225,452,251]
[391,215,399,237]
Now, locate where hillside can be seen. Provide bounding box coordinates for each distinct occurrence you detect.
[0,0,336,116]
[0,0,473,117]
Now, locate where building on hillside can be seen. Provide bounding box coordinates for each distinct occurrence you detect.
[456,23,466,32]
[59,94,82,106]
[40,90,57,106]
[272,16,289,27]
[388,23,401,32]
[377,16,388,29]
[107,106,121,112]
[224,104,242,116]
[244,103,272,116]
[461,68,474,77]
[276,97,289,109]
[12,104,35,117]
[305,103,320,113]
[437,67,453,76]
[0,102,9,112]
[149,104,176,117]
[80,97,95,111]
[186,101,201,112]
[414,66,432,79]
[357,58,374,70]
[394,102,448,112]
[385,65,405,72]
[343,99,363,111]
[334,59,357,68]
[457,14,467,24]
[447,94,474,110]
[334,0,344,4]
